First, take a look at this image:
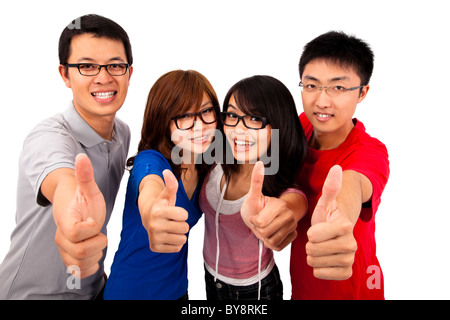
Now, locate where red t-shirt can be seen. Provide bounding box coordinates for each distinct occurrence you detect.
[290,113,390,300]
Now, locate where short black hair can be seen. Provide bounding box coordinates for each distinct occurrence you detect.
[299,31,374,85]
[222,75,307,197]
[58,14,133,66]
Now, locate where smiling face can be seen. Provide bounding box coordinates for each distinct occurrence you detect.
[301,58,369,149]
[170,93,218,160]
[59,33,133,127]
[224,95,272,163]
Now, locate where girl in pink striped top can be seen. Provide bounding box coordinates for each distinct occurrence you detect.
[199,75,308,300]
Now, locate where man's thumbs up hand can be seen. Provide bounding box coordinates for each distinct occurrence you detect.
[54,153,107,279]
[311,165,342,225]
[306,165,358,280]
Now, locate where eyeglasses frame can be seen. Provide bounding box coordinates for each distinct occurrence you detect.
[221,112,270,130]
[171,106,219,130]
[65,63,130,76]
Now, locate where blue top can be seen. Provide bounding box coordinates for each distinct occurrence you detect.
[103,150,202,300]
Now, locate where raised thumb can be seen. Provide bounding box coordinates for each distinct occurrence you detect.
[311,165,342,225]
[248,161,265,200]
[160,169,179,206]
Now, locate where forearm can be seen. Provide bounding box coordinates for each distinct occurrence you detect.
[336,170,373,226]
[40,168,78,226]
[137,174,165,228]
[280,192,307,223]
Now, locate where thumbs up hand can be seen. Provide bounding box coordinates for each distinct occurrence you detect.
[311,165,342,225]
[241,161,299,251]
[54,153,108,279]
[139,169,190,253]
[306,165,358,280]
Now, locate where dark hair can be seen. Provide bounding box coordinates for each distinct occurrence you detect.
[58,14,133,66]
[128,70,220,179]
[299,31,374,85]
[222,75,307,197]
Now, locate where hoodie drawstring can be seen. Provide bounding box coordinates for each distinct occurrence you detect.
[214,179,262,300]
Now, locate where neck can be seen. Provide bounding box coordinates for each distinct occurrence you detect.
[310,121,354,150]
[229,163,254,186]
[73,104,115,140]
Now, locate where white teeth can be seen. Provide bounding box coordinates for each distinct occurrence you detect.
[92,92,115,99]
[317,113,331,118]
[235,140,254,146]
[192,135,207,141]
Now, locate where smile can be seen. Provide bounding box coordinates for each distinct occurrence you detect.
[190,134,210,144]
[91,91,117,100]
[314,113,333,121]
[234,138,256,151]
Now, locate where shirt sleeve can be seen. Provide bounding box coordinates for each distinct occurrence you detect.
[129,150,172,205]
[342,139,390,222]
[20,125,78,207]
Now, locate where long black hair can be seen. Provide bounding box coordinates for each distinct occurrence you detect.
[221,75,307,197]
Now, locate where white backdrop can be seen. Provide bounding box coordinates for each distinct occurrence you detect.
[0,0,449,300]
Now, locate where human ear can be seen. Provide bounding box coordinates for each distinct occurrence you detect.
[357,85,370,103]
[58,65,72,89]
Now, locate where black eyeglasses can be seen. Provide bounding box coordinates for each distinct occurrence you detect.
[171,106,218,130]
[65,63,130,76]
[221,112,270,130]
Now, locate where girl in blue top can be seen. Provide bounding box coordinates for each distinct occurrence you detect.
[104,70,220,299]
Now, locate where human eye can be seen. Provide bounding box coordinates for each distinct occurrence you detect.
[109,64,125,70]
[245,115,264,129]
[333,85,347,91]
[249,115,263,122]
[79,64,97,71]
[226,112,238,119]
[304,83,317,91]
[201,107,214,115]
[179,113,192,119]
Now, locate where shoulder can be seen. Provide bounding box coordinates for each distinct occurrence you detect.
[135,150,170,167]
[114,116,131,139]
[22,113,78,160]
[349,120,389,160]
[131,150,172,183]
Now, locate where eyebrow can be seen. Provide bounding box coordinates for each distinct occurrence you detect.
[303,75,350,82]
[76,57,126,63]
[201,100,213,108]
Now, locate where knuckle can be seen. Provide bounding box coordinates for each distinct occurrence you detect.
[340,220,353,233]
[342,268,353,280]
[306,255,315,267]
[305,241,316,256]
[341,253,355,267]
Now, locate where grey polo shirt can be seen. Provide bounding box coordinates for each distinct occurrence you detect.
[0,103,130,299]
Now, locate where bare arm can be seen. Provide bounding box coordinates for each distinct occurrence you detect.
[41,154,107,279]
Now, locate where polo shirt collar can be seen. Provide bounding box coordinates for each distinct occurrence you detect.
[63,102,106,148]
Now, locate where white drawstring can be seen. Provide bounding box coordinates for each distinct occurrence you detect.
[258,239,263,300]
[214,180,227,282]
[213,178,263,300]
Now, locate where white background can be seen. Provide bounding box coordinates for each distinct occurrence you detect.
[0,0,449,300]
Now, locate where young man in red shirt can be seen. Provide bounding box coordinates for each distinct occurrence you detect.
[290,31,390,299]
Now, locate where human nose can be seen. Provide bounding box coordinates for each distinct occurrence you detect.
[94,66,113,83]
[234,117,248,133]
[316,86,332,108]
[192,116,204,131]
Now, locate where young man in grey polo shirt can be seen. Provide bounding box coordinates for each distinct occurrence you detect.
[0,14,133,299]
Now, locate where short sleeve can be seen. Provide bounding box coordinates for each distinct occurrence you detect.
[20,123,79,206]
[342,139,390,221]
[129,150,172,205]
